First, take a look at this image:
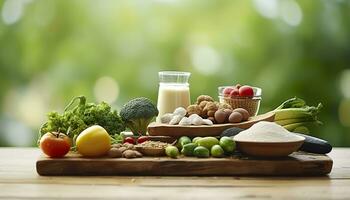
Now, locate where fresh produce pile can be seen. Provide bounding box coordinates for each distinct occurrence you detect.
[271,97,323,133]
[160,95,250,125]
[37,82,330,161]
[38,96,158,158]
[222,84,254,98]
[219,84,261,116]
[165,136,235,158]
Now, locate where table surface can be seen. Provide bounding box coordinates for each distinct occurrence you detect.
[1,148,349,200]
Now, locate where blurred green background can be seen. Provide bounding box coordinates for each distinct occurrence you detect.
[0,0,349,147]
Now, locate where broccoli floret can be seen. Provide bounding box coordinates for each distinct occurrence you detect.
[120,97,159,135]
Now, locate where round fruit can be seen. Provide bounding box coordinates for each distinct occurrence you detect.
[223,87,234,97]
[232,108,250,120]
[239,86,254,97]
[181,143,198,156]
[197,137,219,150]
[193,146,210,158]
[219,136,235,153]
[166,145,179,158]
[214,109,229,124]
[211,145,225,157]
[124,137,135,144]
[177,136,191,149]
[137,136,149,144]
[229,88,239,97]
[228,112,243,123]
[76,125,111,157]
[40,132,71,158]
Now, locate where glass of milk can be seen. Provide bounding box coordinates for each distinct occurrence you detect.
[156,71,191,122]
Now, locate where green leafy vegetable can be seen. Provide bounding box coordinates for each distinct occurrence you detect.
[39,96,125,144]
[119,97,158,135]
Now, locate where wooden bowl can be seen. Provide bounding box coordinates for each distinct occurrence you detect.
[235,139,305,157]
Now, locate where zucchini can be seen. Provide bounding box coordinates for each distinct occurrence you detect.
[294,133,332,154]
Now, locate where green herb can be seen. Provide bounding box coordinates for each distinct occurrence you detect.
[39,96,125,145]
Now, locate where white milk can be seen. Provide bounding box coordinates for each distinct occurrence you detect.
[157,84,190,122]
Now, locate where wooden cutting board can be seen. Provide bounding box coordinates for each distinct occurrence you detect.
[36,151,332,176]
[147,112,275,137]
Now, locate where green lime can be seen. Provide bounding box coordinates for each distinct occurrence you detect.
[193,146,210,158]
[165,145,179,158]
[181,143,198,156]
[211,145,224,158]
[219,136,235,154]
[177,136,191,149]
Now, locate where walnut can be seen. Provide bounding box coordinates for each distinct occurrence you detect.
[203,102,218,114]
[186,104,202,116]
[196,95,214,105]
[199,101,209,109]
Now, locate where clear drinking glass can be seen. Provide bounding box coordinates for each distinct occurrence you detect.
[156,71,191,122]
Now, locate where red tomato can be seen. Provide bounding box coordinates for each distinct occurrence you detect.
[239,86,254,97]
[137,136,149,144]
[223,87,234,97]
[229,88,239,97]
[40,132,71,158]
[123,137,135,144]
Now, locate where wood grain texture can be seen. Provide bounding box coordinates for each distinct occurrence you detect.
[1,148,349,200]
[147,112,275,137]
[36,151,332,176]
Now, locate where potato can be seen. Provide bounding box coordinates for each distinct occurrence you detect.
[232,108,250,121]
[229,112,243,123]
[214,109,228,124]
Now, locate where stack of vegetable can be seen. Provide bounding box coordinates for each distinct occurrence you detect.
[38,96,159,158]
[271,97,323,133]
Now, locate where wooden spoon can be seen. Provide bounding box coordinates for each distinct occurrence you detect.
[147,112,275,137]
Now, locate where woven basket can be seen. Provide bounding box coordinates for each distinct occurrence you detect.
[219,96,261,116]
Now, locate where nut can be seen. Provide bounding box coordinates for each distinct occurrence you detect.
[196,95,214,105]
[108,148,123,158]
[186,105,202,116]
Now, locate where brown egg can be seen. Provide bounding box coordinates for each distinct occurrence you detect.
[214,109,228,124]
[228,112,243,123]
[223,109,232,116]
[232,108,250,121]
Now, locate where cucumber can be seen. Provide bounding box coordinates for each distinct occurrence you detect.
[294,133,332,154]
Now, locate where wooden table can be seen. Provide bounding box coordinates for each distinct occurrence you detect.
[1,148,349,199]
